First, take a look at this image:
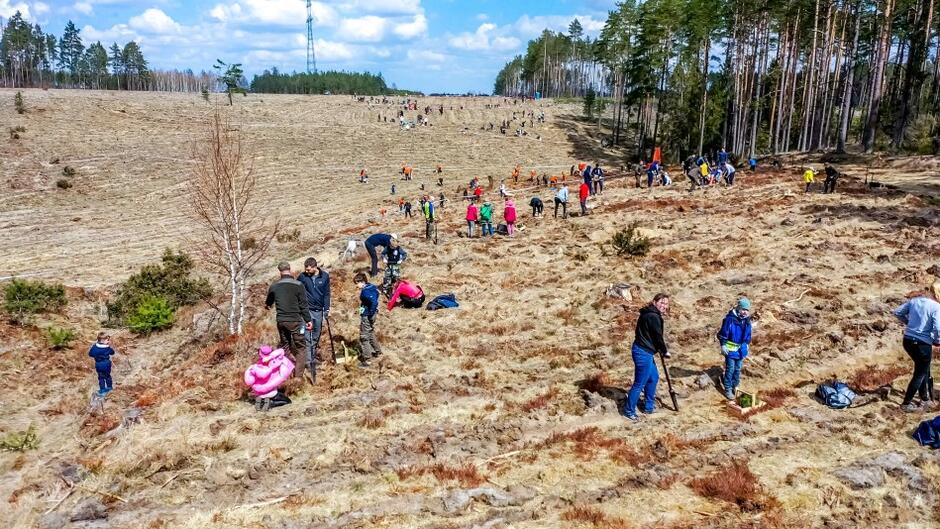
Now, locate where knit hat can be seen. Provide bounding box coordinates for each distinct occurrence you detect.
[737,298,752,311]
[258,345,274,361]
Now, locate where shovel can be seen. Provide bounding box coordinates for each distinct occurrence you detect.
[659,352,680,412]
[325,315,337,363]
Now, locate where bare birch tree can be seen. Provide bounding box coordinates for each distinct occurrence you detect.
[190,108,279,335]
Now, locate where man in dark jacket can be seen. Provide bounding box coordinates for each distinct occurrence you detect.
[364,233,395,277]
[381,238,408,296]
[297,257,330,382]
[355,273,382,367]
[265,262,312,380]
[624,293,671,422]
[823,164,840,194]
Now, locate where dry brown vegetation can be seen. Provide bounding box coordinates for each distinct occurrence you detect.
[1,90,939,529]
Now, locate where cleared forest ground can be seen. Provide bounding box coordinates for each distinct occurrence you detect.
[1,90,939,529]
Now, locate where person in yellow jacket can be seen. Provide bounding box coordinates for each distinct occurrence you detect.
[803,167,816,193]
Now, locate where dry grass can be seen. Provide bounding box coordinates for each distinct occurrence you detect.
[396,463,485,487]
[689,460,781,513]
[521,387,560,412]
[562,506,634,529]
[849,364,907,392]
[579,372,611,393]
[538,427,646,466]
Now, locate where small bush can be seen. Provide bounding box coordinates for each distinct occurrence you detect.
[850,364,907,392]
[56,179,72,190]
[201,87,210,102]
[62,166,76,177]
[9,126,25,139]
[14,91,25,114]
[3,278,66,319]
[46,326,76,349]
[107,249,211,324]
[0,425,39,452]
[690,460,780,512]
[126,295,175,334]
[276,228,300,243]
[610,222,650,257]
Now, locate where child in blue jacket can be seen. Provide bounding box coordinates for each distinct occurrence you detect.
[89,332,116,395]
[717,298,753,400]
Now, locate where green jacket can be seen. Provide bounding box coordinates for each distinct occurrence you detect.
[480,203,493,222]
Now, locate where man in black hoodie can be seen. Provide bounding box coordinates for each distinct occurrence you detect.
[623,293,671,422]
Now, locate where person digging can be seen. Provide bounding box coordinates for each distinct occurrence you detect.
[265,262,312,382]
[893,281,940,412]
[381,237,407,297]
[623,293,672,422]
[717,297,753,401]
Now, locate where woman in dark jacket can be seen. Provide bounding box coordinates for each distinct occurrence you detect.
[624,293,670,422]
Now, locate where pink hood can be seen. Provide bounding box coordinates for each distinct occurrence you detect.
[244,346,294,398]
[504,200,517,223]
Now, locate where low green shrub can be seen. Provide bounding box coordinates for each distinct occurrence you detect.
[107,249,211,325]
[56,179,72,189]
[610,222,651,257]
[46,326,76,349]
[127,295,176,334]
[14,91,25,114]
[0,425,39,452]
[3,278,66,319]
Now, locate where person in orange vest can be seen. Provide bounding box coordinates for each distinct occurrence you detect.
[529,169,537,183]
[549,174,558,189]
[436,164,443,174]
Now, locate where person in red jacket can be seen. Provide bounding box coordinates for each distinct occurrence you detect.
[473,185,483,203]
[387,280,425,311]
[579,181,590,216]
[466,201,479,238]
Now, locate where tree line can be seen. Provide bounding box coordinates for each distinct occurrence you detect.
[250,68,418,95]
[494,0,940,158]
[0,12,214,92]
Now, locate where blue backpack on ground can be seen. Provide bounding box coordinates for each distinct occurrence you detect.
[426,293,459,310]
[816,381,856,409]
[914,416,940,448]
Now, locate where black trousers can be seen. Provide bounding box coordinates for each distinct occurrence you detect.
[365,242,380,276]
[554,198,567,218]
[903,337,933,404]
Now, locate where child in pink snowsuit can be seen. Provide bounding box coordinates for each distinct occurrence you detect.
[504,199,517,237]
[244,345,294,411]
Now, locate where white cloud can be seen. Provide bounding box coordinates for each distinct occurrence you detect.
[0,0,31,18]
[393,13,426,39]
[338,15,387,42]
[33,1,48,15]
[81,22,140,43]
[407,48,445,63]
[338,0,420,15]
[73,1,92,15]
[515,14,606,38]
[314,38,354,61]
[209,1,336,27]
[449,23,520,52]
[129,8,181,35]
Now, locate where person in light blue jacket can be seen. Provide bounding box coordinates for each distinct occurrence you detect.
[894,282,940,412]
[717,298,753,401]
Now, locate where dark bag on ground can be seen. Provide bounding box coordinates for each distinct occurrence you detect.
[426,293,459,310]
[496,223,509,235]
[816,381,856,409]
[401,293,426,309]
[914,415,940,448]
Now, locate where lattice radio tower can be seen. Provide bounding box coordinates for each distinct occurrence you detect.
[306,0,317,74]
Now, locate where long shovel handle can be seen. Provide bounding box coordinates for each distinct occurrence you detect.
[660,353,679,412]
[325,315,337,363]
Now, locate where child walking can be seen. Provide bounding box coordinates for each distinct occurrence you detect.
[89,332,116,396]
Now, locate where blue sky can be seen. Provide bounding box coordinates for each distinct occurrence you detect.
[0,0,617,93]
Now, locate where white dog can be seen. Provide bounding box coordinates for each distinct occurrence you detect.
[342,239,360,260]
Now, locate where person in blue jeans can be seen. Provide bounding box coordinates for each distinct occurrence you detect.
[717,298,753,401]
[88,332,116,395]
[624,293,671,422]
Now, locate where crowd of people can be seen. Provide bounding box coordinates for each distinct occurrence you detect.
[86,147,936,437]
